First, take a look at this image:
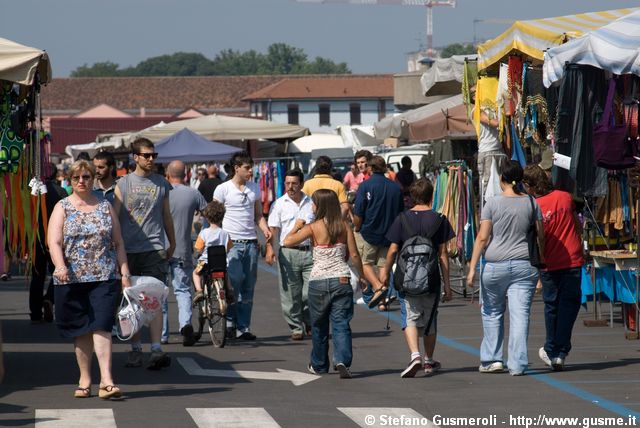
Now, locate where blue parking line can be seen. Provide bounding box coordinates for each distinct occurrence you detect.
[259,262,640,418]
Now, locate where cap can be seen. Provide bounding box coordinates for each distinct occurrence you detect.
[538,149,554,171]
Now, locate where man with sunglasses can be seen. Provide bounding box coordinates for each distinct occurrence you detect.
[213,151,271,340]
[114,138,176,370]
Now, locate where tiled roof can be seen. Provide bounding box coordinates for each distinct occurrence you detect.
[40,76,286,113]
[241,75,394,101]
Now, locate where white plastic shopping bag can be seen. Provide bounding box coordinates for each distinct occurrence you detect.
[484,157,502,200]
[117,276,169,341]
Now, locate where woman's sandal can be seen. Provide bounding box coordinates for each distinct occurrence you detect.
[368,286,388,309]
[74,386,91,398]
[98,385,122,399]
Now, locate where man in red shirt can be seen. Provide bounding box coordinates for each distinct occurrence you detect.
[523,165,584,372]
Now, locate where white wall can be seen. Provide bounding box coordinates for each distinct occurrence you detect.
[256,99,393,134]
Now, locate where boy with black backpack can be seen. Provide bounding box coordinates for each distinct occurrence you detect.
[381,178,454,378]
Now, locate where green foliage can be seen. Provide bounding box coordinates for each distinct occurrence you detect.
[440,43,476,59]
[69,44,351,77]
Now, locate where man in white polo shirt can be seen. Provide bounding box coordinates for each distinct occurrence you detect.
[213,151,271,340]
[265,169,314,340]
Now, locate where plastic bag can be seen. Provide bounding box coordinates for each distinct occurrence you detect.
[116,276,169,341]
[484,157,502,200]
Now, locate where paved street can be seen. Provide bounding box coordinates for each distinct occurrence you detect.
[1,262,639,427]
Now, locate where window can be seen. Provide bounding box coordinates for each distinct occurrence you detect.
[319,104,330,126]
[349,103,361,125]
[378,99,387,120]
[287,104,299,125]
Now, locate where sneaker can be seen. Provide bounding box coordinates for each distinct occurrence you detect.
[401,358,423,378]
[423,360,441,375]
[181,324,197,347]
[538,347,552,367]
[307,363,319,375]
[237,331,256,341]
[125,350,143,368]
[161,338,169,345]
[551,357,565,371]
[510,370,525,376]
[192,291,204,306]
[335,363,352,379]
[478,362,505,373]
[225,327,236,340]
[291,332,304,341]
[146,350,171,370]
[355,297,365,305]
[0,273,9,281]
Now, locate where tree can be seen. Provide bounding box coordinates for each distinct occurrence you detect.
[304,57,350,74]
[440,43,476,59]
[70,61,121,77]
[123,52,216,76]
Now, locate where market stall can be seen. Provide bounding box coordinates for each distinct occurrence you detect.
[0,37,52,271]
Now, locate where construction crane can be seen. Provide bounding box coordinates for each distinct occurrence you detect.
[294,0,456,60]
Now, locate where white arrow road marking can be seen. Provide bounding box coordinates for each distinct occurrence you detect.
[35,409,117,428]
[338,407,439,428]
[187,408,281,428]
[177,357,320,386]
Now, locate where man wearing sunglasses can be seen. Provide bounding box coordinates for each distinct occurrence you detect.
[114,138,176,370]
[213,151,271,340]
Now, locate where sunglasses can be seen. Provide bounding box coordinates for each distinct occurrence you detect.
[136,152,159,160]
[71,174,92,183]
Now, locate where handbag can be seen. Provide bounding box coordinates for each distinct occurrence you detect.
[526,195,545,269]
[593,79,635,170]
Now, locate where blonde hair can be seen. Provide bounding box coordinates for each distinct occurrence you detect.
[67,160,95,180]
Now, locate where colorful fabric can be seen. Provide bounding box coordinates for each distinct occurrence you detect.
[473,76,499,138]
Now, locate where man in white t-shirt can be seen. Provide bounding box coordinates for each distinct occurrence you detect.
[265,169,314,340]
[213,151,271,340]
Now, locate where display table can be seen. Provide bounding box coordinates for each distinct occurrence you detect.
[588,250,639,338]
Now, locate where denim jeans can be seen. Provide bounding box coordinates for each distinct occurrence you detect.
[226,241,258,333]
[162,258,195,340]
[308,277,354,373]
[540,267,582,359]
[278,248,312,334]
[480,259,538,374]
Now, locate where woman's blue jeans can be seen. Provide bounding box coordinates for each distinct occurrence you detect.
[540,267,582,359]
[480,259,538,374]
[308,277,354,373]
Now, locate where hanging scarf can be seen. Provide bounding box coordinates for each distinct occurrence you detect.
[473,76,499,137]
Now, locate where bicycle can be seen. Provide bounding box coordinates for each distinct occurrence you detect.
[195,245,228,348]
[447,253,479,297]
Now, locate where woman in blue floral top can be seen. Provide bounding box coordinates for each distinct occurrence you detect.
[48,160,131,400]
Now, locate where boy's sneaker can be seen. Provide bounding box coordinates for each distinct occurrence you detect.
[423,360,441,375]
[538,347,552,367]
[551,357,565,371]
[146,350,171,370]
[125,350,143,368]
[478,362,505,373]
[401,357,422,378]
[335,363,352,379]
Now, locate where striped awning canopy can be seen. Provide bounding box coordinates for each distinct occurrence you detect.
[477,7,640,71]
[544,10,640,87]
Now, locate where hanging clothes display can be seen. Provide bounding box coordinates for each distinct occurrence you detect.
[254,159,292,215]
[595,172,636,238]
[433,162,478,259]
[462,59,478,119]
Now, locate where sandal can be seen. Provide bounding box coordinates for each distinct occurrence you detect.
[368,286,388,309]
[99,385,122,399]
[74,386,91,398]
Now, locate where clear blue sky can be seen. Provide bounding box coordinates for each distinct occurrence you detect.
[7,0,640,77]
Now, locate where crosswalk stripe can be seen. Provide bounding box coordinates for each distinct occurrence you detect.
[338,407,439,428]
[35,409,117,428]
[187,408,282,428]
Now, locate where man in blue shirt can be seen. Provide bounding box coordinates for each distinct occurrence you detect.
[353,155,404,309]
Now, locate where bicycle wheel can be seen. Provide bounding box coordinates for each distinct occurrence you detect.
[195,298,206,342]
[448,256,478,296]
[207,278,227,348]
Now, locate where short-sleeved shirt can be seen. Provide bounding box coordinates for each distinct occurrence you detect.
[170,183,207,261]
[268,193,313,246]
[302,174,348,204]
[343,171,368,192]
[354,173,405,246]
[481,194,542,262]
[117,173,172,253]
[213,180,261,240]
[386,209,455,290]
[198,177,222,203]
[537,190,584,271]
[195,227,230,263]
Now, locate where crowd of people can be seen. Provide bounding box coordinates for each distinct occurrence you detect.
[15,138,588,395]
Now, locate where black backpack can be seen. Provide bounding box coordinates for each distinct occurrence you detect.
[393,211,443,296]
